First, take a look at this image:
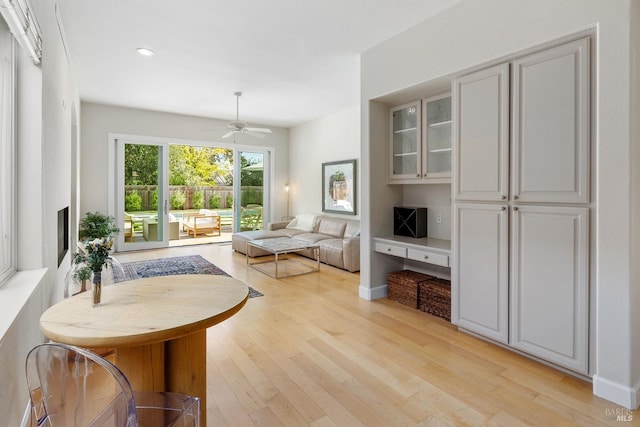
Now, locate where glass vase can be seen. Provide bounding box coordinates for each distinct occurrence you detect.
[92,270,102,307]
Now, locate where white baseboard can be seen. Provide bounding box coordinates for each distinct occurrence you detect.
[593,375,640,410]
[359,284,386,300]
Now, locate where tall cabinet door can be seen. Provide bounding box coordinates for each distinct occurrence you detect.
[511,37,590,203]
[453,203,509,343]
[453,63,510,201]
[510,205,589,373]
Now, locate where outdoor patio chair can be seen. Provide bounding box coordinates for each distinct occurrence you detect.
[123,213,134,242]
[25,342,201,426]
[240,206,262,231]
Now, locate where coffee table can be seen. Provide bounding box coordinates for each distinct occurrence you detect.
[246,237,320,278]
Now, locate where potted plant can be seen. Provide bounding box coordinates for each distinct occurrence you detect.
[74,212,120,306]
[79,211,119,241]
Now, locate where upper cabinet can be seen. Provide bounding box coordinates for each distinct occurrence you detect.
[453,63,510,200]
[453,37,590,203]
[424,94,452,180]
[390,101,421,180]
[389,94,452,184]
[511,38,590,203]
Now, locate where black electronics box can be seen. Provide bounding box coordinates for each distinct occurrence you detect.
[394,207,427,238]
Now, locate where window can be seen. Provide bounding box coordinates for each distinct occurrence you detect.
[0,19,15,285]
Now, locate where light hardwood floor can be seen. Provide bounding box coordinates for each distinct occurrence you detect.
[113,243,636,427]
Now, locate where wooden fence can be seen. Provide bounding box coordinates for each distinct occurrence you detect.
[124,185,263,211]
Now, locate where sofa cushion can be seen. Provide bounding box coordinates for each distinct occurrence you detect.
[316,217,347,238]
[344,220,361,239]
[318,238,345,269]
[292,233,335,244]
[231,229,286,255]
[279,228,306,238]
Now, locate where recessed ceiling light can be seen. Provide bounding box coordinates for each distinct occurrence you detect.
[136,47,154,56]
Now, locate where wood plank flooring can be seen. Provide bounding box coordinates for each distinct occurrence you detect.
[112,243,636,426]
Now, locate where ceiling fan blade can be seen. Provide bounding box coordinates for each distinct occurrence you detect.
[244,131,267,139]
[221,131,236,138]
[245,127,272,134]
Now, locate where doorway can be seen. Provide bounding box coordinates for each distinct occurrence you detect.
[111,135,272,251]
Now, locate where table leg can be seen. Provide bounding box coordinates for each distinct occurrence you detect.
[166,330,207,427]
[115,342,165,391]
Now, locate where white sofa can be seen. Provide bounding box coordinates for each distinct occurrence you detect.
[232,214,360,272]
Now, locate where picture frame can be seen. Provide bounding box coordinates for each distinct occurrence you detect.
[322,159,356,215]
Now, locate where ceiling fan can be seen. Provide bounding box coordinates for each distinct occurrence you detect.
[222,92,272,139]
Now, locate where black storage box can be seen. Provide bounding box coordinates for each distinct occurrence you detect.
[394,207,427,238]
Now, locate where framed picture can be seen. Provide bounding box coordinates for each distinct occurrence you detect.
[322,159,356,215]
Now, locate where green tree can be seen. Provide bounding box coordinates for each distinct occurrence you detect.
[239,156,263,187]
[124,144,159,185]
[169,145,232,186]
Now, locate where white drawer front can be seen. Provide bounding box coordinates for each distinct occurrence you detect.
[407,248,449,267]
[374,242,407,258]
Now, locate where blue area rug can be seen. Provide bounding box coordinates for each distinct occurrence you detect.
[112,254,263,298]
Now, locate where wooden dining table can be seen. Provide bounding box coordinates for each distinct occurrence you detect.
[40,274,249,426]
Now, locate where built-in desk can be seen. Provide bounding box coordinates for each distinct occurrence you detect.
[374,235,451,267]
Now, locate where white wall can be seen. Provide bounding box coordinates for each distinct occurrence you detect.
[360,0,638,410]
[79,103,290,223]
[289,106,360,218]
[0,0,81,424]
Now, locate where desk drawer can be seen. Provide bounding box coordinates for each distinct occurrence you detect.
[375,242,407,258]
[407,248,449,267]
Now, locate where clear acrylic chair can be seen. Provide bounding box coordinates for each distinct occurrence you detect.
[26,342,200,426]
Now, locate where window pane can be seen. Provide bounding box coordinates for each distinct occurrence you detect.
[0,20,15,284]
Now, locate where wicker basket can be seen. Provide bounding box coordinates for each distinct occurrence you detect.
[418,277,451,321]
[387,270,431,309]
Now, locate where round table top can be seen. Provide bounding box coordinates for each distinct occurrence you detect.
[40,275,249,348]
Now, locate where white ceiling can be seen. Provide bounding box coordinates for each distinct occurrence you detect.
[54,0,460,128]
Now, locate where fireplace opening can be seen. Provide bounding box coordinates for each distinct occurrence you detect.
[58,207,69,266]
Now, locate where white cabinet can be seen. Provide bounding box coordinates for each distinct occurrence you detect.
[453,63,510,201]
[453,203,509,343]
[452,37,591,375]
[389,94,451,184]
[510,205,589,373]
[423,93,452,180]
[454,38,590,203]
[374,236,450,268]
[511,39,590,203]
[390,101,421,180]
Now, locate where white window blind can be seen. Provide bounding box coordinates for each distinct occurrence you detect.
[0,19,15,285]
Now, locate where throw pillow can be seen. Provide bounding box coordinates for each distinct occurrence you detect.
[286,214,317,232]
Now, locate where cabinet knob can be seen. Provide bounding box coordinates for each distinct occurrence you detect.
[424,255,429,259]
[387,248,391,252]
[501,206,506,211]
[513,195,519,200]
[514,207,519,211]
[501,195,507,200]
[417,174,420,177]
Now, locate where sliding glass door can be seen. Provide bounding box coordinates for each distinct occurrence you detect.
[114,135,273,250]
[235,151,270,232]
[115,138,168,251]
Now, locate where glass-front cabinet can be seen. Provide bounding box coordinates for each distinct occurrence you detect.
[390,101,421,179]
[424,93,452,179]
[389,93,451,184]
